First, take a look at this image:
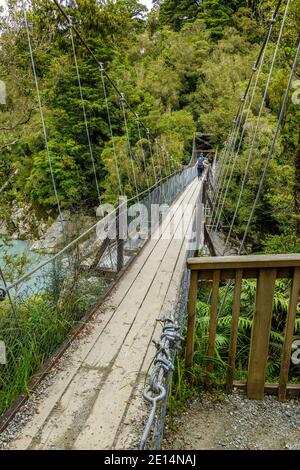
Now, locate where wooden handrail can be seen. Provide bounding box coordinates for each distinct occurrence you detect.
[187,254,300,270]
[185,254,300,401]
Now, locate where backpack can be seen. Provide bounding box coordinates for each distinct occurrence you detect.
[197,157,204,169]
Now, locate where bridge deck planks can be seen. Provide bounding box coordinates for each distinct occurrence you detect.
[9,177,202,450]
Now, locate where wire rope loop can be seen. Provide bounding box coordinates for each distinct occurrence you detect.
[143,384,166,404]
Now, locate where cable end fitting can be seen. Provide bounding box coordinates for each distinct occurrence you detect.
[270,11,276,23]
[0,288,6,302]
[120,92,125,102]
[99,62,105,73]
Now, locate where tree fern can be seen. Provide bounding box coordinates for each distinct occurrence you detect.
[191,278,300,384]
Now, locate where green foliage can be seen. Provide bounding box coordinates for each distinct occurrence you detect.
[0,246,110,415]
[169,279,300,411]
[1,0,299,247]
[158,0,250,37]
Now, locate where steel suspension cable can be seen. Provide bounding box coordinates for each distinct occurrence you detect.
[136,114,151,189]
[52,0,181,177]
[24,8,66,236]
[69,27,101,202]
[120,94,139,198]
[239,38,300,253]
[156,143,167,177]
[0,169,19,195]
[154,138,164,181]
[215,37,300,317]
[159,140,172,177]
[223,13,277,250]
[213,65,260,220]
[211,112,243,213]
[214,29,273,234]
[211,106,245,228]
[99,63,123,195]
[5,166,185,292]
[218,0,290,244]
[211,0,283,202]
[146,128,157,184]
[211,137,231,204]
[211,0,285,231]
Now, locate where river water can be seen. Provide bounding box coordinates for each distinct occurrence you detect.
[0,237,49,292]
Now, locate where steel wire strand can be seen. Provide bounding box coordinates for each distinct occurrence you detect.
[221,2,290,248]
[239,38,300,253]
[136,115,151,190]
[69,27,102,202]
[214,20,275,236]
[211,0,283,222]
[24,8,66,237]
[5,166,195,293]
[99,64,123,195]
[52,0,183,178]
[223,17,276,251]
[218,36,299,316]
[211,112,244,228]
[120,96,139,198]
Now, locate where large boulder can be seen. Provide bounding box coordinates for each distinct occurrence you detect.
[31,211,96,254]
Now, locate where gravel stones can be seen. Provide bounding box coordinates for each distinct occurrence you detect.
[163,390,300,450]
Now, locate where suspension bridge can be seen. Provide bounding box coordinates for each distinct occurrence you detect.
[0,0,300,450]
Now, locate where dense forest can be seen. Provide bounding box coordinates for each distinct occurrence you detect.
[0,0,299,438]
[0,0,299,252]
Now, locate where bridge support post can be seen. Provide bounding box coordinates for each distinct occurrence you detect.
[116,196,127,272]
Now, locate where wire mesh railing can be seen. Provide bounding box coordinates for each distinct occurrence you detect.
[0,165,196,418]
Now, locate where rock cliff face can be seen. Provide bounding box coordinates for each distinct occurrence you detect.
[30,211,70,253]
[0,203,47,241]
[0,221,8,236]
[30,210,96,254]
[0,203,96,254]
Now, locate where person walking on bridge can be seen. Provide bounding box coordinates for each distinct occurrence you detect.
[196,153,207,180]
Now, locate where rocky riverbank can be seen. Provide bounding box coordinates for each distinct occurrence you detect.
[0,203,97,254]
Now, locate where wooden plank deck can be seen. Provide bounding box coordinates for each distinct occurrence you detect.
[9,178,201,450]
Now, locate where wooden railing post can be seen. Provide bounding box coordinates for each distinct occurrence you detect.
[186,255,300,399]
[185,270,199,368]
[226,269,243,393]
[247,268,277,400]
[278,267,300,400]
[205,269,221,387]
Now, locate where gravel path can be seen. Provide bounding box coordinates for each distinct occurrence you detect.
[163,391,300,450]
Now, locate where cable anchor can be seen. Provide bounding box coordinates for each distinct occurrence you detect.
[270,11,276,24]
[0,288,6,302]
